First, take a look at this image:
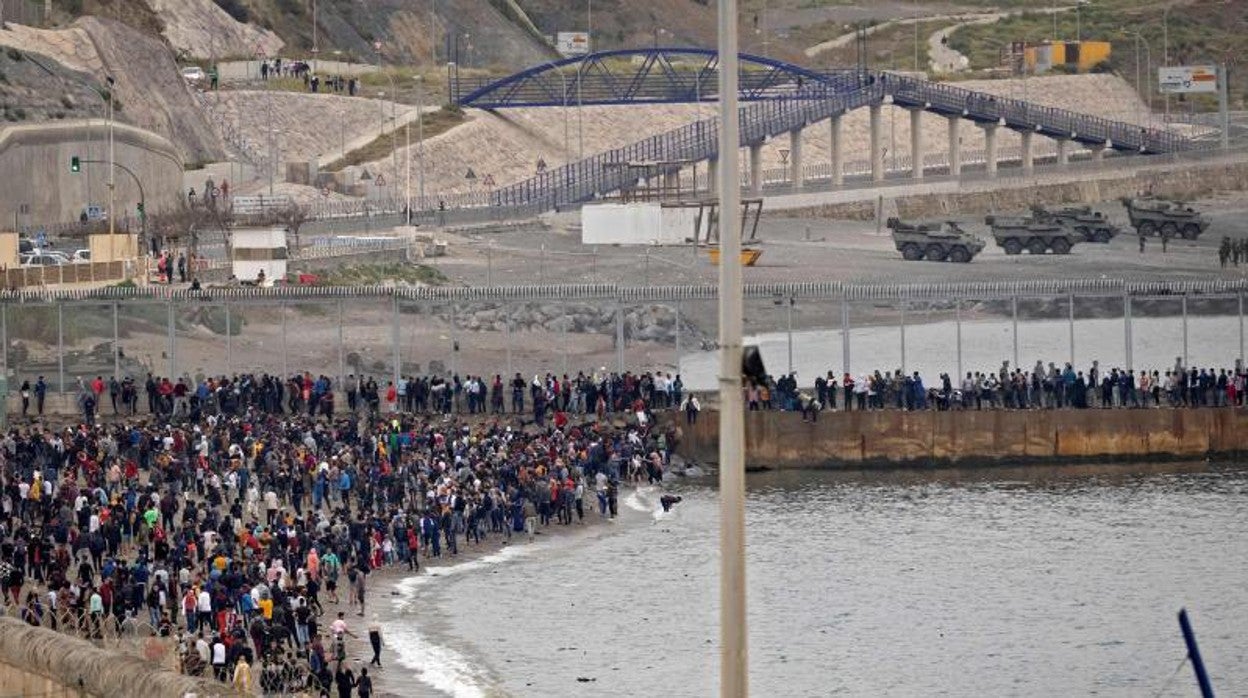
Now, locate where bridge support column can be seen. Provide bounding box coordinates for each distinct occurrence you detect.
[909,108,924,179]
[981,123,999,177]
[1056,139,1070,166]
[1020,130,1034,173]
[748,143,763,196]
[1091,143,1107,162]
[947,117,961,176]
[788,128,804,189]
[869,103,884,182]
[830,115,843,187]
[663,167,680,194]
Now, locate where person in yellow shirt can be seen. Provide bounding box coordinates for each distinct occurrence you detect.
[232,655,252,692]
[259,596,273,620]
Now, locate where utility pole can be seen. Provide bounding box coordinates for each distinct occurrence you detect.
[107,76,115,241]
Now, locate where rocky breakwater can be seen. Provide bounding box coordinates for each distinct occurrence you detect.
[447,302,704,345]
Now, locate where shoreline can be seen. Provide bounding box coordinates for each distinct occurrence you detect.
[341,484,658,697]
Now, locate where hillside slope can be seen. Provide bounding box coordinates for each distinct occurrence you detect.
[0,18,226,163]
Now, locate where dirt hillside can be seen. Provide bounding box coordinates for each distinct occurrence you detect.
[0,17,226,163]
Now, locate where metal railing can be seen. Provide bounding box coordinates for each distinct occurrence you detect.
[5,278,1247,304]
[485,70,1201,214]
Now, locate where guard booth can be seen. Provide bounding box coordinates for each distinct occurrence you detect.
[231,227,288,285]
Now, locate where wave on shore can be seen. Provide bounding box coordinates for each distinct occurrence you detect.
[388,545,538,697]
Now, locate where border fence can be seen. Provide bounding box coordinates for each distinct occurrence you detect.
[3,279,1247,402]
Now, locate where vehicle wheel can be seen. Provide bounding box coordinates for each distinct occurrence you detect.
[1093,230,1110,243]
[1138,221,1157,236]
[925,244,947,262]
[1160,222,1179,238]
[948,246,971,263]
[1027,238,1048,255]
[1182,223,1201,239]
[901,243,923,260]
[1002,238,1022,255]
[1050,237,1072,255]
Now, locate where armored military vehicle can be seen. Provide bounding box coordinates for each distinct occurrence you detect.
[887,217,986,263]
[985,214,1080,255]
[1121,197,1209,239]
[1030,204,1122,243]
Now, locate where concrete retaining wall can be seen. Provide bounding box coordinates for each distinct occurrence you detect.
[0,120,184,227]
[672,408,1248,469]
[0,616,230,697]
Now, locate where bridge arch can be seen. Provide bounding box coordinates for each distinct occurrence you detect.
[453,47,855,109]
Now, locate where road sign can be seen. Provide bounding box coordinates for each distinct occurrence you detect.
[483,174,495,188]
[374,174,386,187]
[1158,65,1218,94]
[465,168,477,181]
[556,32,590,58]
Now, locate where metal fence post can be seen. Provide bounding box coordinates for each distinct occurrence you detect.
[673,302,683,377]
[1012,295,1019,370]
[112,302,120,380]
[786,297,794,377]
[899,299,906,374]
[57,303,65,393]
[1240,291,1244,365]
[506,302,514,377]
[337,299,345,385]
[0,305,6,381]
[1067,292,1075,366]
[281,301,289,378]
[841,297,850,376]
[561,301,569,376]
[955,299,962,379]
[1181,294,1188,367]
[167,301,175,380]
[225,302,233,377]
[450,302,459,378]
[616,300,625,373]
[1124,293,1132,371]
[391,296,401,386]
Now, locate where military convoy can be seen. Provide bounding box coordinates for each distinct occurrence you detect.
[1030,205,1122,243]
[887,200,1210,262]
[984,214,1081,255]
[887,218,986,263]
[1121,197,1210,239]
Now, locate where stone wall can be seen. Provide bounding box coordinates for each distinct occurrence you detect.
[671,408,1248,469]
[0,616,231,697]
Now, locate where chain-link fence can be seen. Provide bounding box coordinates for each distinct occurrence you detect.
[2,281,1246,409]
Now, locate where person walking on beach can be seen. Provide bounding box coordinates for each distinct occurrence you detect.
[368,616,383,667]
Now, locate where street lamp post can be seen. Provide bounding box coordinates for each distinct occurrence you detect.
[107,76,115,239]
[1163,5,1171,122]
[406,76,425,224]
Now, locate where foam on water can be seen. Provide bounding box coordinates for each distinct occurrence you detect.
[624,485,669,520]
[386,545,540,697]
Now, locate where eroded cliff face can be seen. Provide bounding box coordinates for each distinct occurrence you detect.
[0,17,226,164]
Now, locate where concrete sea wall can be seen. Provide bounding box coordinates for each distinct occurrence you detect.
[671,408,1248,469]
[0,616,230,697]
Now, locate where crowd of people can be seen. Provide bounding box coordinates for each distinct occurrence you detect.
[0,368,679,695]
[741,358,1248,420]
[17,369,689,429]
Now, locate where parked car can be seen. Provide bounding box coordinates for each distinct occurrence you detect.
[20,253,66,267]
[72,249,91,263]
[181,66,206,85]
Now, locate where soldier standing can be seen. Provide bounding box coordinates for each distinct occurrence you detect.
[1219,237,1231,268]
